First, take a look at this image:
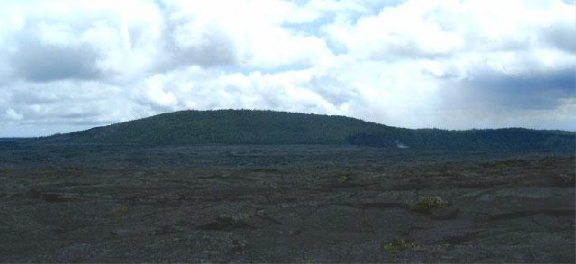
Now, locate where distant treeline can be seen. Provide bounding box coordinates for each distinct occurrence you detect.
[39,109,575,151]
[347,128,575,151]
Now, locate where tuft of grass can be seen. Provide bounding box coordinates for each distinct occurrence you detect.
[559,174,575,186]
[494,161,508,169]
[262,182,287,203]
[338,175,349,184]
[384,239,419,251]
[271,183,287,194]
[110,205,129,215]
[409,196,446,214]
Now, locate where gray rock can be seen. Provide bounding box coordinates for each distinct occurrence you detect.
[430,206,460,220]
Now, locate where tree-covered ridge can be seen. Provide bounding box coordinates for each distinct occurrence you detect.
[43,109,575,151]
[63,110,390,144]
[347,128,575,151]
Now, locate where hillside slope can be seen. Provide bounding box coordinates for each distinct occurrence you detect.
[41,109,575,151]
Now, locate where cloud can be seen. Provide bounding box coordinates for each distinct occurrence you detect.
[308,74,360,106]
[4,109,24,121]
[324,0,466,60]
[443,67,575,111]
[0,0,574,137]
[157,13,240,69]
[10,35,102,82]
[0,79,136,136]
[541,22,576,53]
[324,0,576,60]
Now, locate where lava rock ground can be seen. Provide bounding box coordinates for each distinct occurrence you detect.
[0,144,574,263]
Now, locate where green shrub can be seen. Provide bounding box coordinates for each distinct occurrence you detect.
[110,205,129,215]
[494,161,508,169]
[384,239,419,251]
[271,183,287,194]
[559,174,575,186]
[409,196,446,213]
[338,175,348,184]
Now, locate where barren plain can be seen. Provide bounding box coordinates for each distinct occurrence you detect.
[0,144,574,263]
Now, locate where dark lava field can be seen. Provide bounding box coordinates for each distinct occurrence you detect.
[0,144,574,263]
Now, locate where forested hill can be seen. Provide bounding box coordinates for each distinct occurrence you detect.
[44,110,393,145]
[40,109,575,151]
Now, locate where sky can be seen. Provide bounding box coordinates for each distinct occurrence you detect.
[0,0,575,137]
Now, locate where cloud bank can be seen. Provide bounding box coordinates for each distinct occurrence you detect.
[0,0,574,137]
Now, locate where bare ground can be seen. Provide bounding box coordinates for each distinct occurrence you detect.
[0,144,574,263]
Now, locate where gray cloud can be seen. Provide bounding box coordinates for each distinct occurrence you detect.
[0,78,131,137]
[11,87,61,104]
[58,112,101,119]
[10,36,102,82]
[167,31,237,68]
[541,23,576,53]
[309,75,360,106]
[154,11,239,71]
[368,40,454,61]
[444,68,575,111]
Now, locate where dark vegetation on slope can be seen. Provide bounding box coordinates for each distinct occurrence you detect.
[38,109,575,151]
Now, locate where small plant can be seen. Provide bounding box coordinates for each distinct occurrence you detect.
[494,161,508,169]
[338,175,348,184]
[559,174,575,186]
[409,196,446,214]
[262,182,287,203]
[271,183,287,194]
[110,205,129,215]
[384,239,419,251]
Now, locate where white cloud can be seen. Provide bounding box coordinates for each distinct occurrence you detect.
[4,109,23,121]
[0,0,574,137]
[325,0,466,60]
